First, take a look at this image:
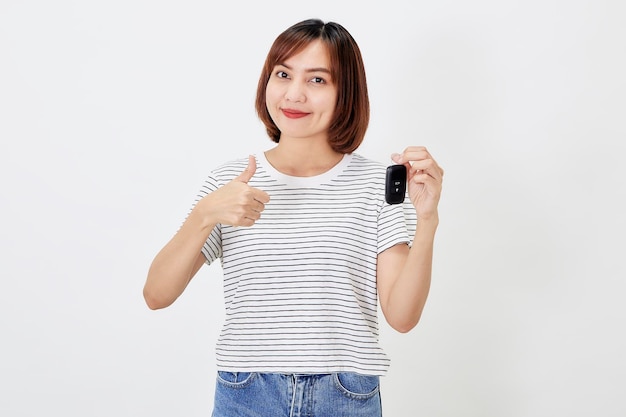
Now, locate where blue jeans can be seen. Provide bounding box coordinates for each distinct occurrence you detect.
[212,372,383,417]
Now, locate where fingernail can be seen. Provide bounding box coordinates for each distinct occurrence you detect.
[391,153,401,162]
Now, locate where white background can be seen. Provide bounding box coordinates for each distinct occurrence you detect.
[1,1,625,416]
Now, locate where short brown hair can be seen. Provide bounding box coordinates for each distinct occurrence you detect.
[255,19,370,154]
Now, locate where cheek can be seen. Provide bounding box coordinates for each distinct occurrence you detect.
[264,88,276,112]
[265,79,281,101]
[319,89,337,113]
[266,91,283,116]
[319,95,337,117]
[266,94,278,114]
[265,89,281,124]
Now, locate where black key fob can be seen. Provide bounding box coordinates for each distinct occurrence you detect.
[385,164,407,204]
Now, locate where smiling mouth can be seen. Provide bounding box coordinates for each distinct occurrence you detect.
[281,109,310,119]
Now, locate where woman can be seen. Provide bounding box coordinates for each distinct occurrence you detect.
[144,18,443,416]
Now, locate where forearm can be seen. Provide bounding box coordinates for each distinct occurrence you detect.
[143,208,216,309]
[385,218,438,332]
[143,157,269,309]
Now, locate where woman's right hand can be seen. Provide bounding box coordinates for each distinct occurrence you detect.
[196,155,270,227]
[143,155,270,310]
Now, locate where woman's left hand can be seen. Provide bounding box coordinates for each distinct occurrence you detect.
[391,147,444,222]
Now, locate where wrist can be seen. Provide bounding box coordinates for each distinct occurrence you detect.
[416,214,439,234]
[189,198,218,232]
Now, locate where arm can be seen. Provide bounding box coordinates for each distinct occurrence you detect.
[143,211,217,310]
[143,156,270,310]
[377,147,443,333]
[377,219,437,333]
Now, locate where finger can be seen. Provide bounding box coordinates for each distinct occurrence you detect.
[235,155,257,183]
[244,209,262,222]
[252,188,271,204]
[409,159,443,181]
[230,203,262,227]
[391,147,428,164]
[249,198,266,213]
[405,150,432,163]
[410,173,443,198]
[237,217,257,228]
[411,171,441,185]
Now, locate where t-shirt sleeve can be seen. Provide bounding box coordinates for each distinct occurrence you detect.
[190,173,222,265]
[377,198,417,254]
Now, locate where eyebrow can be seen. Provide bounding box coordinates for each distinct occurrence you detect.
[278,63,331,74]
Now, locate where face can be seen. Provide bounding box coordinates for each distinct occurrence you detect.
[265,40,338,144]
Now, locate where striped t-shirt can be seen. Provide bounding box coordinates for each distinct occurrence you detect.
[195,152,417,376]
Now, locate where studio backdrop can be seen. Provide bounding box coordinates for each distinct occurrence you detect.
[1,1,625,416]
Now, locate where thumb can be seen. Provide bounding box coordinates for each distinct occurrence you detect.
[235,155,256,183]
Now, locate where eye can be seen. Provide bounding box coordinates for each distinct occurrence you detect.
[276,70,289,79]
[310,76,326,84]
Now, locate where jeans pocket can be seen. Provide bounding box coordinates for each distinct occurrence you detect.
[216,371,256,388]
[333,373,380,400]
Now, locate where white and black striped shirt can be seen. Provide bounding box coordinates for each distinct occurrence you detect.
[195,152,416,376]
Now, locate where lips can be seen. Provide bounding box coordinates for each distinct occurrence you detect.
[281,108,310,119]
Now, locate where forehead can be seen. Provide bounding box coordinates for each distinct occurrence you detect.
[277,40,334,71]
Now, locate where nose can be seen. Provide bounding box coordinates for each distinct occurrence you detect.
[284,81,305,103]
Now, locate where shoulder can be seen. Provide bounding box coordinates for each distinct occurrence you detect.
[205,156,250,183]
[197,156,249,194]
[350,153,386,171]
[343,153,387,181]
[211,156,249,176]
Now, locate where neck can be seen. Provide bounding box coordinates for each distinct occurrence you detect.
[265,140,345,177]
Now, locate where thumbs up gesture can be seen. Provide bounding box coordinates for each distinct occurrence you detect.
[197,155,270,227]
[235,154,260,184]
